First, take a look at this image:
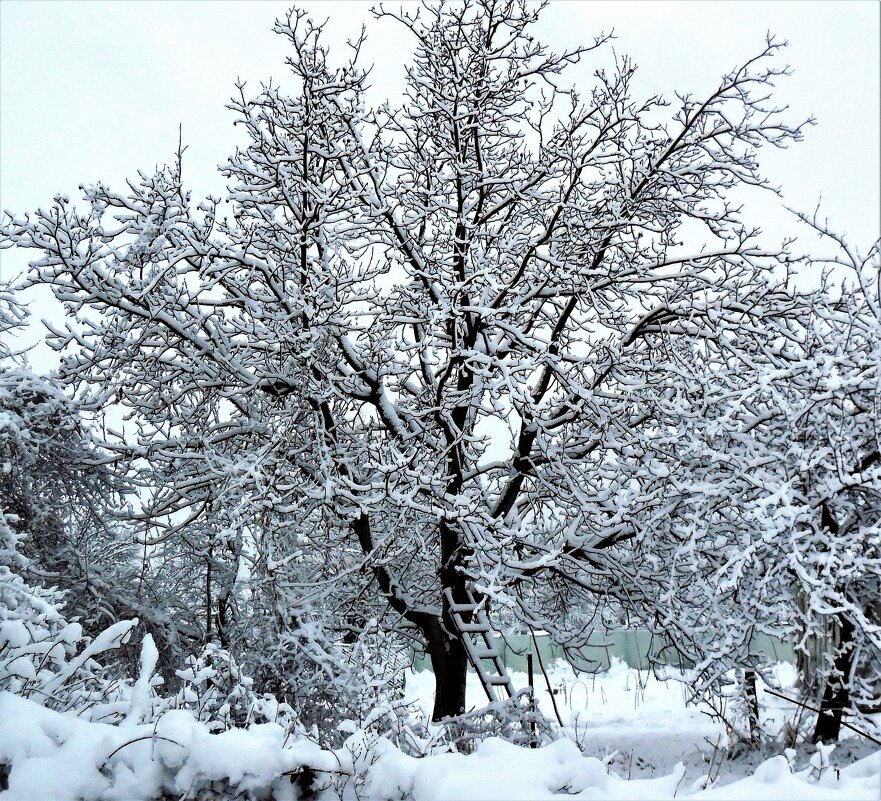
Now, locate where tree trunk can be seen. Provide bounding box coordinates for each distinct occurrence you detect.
[812,615,855,744]
[424,516,472,721]
[216,591,230,649]
[743,668,760,744]
[351,511,471,720]
[424,617,469,721]
[205,552,213,642]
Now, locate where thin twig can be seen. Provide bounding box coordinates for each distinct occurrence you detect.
[763,688,881,746]
[703,733,723,787]
[100,734,185,770]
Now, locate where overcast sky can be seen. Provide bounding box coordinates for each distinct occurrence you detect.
[1,0,879,368]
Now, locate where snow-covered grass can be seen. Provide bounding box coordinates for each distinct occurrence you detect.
[2,659,879,800]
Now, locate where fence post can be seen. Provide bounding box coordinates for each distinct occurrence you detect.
[527,652,537,748]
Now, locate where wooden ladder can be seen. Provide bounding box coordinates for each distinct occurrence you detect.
[443,586,516,704]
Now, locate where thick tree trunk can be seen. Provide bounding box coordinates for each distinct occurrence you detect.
[812,615,855,744]
[424,517,473,721]
[424,617,469,720]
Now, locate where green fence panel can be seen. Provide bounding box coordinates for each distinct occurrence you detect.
[409,630,796,673]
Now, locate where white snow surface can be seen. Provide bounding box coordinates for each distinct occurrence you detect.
[1,659,879,800]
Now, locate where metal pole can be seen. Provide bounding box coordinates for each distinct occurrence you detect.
[526,652,537,748]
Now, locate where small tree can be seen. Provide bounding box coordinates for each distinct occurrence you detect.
[598,220,880,743]
[775,220,881,742]
[0,288,138,717]
[2,1,810,719]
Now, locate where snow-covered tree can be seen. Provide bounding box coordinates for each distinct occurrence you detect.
[0,289,138,718]
[1,1,811,720]
[0,335,195,683]
[766,221,881,742]
[592,220,880,743]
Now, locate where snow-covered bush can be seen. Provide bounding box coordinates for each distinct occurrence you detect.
[2,688,879,801]
[589,225,881,743]
[0,344,138,718]
[171,642,301,735]
[244,597,411,746]
[0,562,136,718]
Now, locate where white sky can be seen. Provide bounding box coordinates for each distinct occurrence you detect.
[1,0,879,370]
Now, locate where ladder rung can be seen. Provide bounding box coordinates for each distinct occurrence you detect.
[488,676,513,686]
[457,623,489,633]
[473,648,499,660]
[443,588,484,614]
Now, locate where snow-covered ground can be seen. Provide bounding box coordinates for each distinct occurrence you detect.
[1,660,879,800]
[401,659,881,799]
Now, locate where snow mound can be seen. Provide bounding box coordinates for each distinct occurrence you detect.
[2,692,879,801]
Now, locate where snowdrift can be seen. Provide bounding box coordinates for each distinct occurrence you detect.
[1,692,878,801]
